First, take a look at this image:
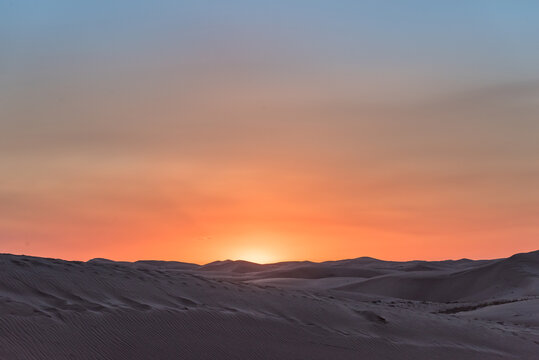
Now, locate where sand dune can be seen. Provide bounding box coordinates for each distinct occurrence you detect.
[1,251,538,359]
[336,251,539,302]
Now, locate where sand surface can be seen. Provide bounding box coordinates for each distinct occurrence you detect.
[1,251,538,359]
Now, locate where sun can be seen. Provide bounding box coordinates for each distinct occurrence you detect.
[234,248,278,264]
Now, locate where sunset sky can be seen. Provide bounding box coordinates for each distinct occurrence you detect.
[1,1,539,263]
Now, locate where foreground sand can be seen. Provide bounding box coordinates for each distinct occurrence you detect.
[1,251,538,359]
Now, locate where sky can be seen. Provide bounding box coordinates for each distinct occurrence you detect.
[1,1,539,263]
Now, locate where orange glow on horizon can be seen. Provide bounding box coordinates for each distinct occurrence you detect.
[2,155,538,264]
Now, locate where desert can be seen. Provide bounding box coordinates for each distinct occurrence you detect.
[1,250,538,359]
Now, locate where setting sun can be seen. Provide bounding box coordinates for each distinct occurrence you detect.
[232,248,278,264]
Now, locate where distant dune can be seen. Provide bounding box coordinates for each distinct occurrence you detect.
[336,250,539,302]
[1,251,538,359]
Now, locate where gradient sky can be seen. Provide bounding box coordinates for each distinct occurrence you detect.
[1,1,539,263]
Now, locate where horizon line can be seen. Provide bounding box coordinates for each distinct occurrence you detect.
[2,248,538,267]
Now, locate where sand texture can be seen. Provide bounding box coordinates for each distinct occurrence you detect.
[1,250,538,359]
